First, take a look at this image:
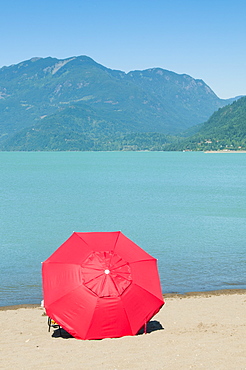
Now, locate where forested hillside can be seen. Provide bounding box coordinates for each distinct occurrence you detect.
[167,97,246,151]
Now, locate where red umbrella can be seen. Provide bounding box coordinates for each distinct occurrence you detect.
[42,231,164,340]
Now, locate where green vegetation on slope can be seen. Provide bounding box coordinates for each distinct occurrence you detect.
[167,97,246,151]
[1,96,245,152]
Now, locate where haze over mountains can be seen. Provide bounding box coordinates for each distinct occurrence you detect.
[0,55,242,151]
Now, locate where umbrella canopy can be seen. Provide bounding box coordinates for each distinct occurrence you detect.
[42,231,164,340]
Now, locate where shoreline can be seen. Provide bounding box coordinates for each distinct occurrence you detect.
[1,288,245,311]
[204,150,246,153]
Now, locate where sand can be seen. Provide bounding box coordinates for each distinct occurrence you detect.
[1,290,245,370]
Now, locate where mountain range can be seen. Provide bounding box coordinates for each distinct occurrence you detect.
[0,55,241,151]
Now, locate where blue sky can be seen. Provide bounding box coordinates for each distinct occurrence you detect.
[0,0,245,98]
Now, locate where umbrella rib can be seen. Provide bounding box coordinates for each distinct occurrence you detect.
[75,232,92,247]
[84,273,104,285]
[112,231,121,254]
[110,262,128,271]
[84,296,100,339]
[100,274,108,294]
[132,283,164,304]
[108,275,121,295]
[108,234,120,267]
[45,283,85,309]
[120,300,134,336]
[111,272,132,282]
[81,266,104,271]
[46,262,83,266]
[130,258,156,264]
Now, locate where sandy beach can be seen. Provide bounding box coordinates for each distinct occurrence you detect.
[1,290,245,370]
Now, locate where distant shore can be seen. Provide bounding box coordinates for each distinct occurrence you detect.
[204,150,246,153]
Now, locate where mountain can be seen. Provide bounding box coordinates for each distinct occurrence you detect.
[168,96,246,151]
[0,55,238,151]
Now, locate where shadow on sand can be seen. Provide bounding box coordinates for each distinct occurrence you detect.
[51,320,163,339]
[137,320,164,335]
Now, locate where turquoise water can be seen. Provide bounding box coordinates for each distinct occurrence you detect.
[0,151,245,306]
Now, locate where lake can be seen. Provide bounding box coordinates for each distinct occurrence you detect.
[0,151,245,306]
